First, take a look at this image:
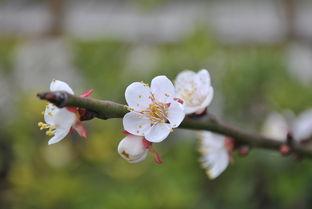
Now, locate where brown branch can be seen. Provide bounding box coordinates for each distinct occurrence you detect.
[37,91,312,158]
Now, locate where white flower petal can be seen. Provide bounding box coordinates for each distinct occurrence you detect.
[199,87,214,109]
[128,151,148,163]
[44,104,76,130]
[48,126,71,145]
[201,149,229,179]
[53,108,77,128]
[44,104,58,125]
[50,80,74,94]
[184,106,202,115]
[151,76,176,103]
[292,109,312,141]
[125,82,152,111]
[197,69,211,87]
[123,112,151,136]
[167,101,185,128]
[183,87,213,114]
[46,108,76,145]
[198,131,225,149]
[144,123,172,143]
[175,70,196,91]
[198,131,229,179]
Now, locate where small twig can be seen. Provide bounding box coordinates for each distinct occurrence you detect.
[37,91,312,158]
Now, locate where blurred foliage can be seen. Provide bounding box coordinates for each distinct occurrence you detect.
[0,26,311,209]
[0,38,18,74]
[133,0,169,11]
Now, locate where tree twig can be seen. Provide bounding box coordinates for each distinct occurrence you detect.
[37,91,312,158]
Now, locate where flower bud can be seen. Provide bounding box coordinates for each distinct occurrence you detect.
[279,144,291,156]
[238,145,250,157]
[118,134,148,163]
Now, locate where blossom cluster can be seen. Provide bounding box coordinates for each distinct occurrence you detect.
[120,70,216,164]
[38,70,312,180]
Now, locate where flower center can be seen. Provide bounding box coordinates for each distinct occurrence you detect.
[144,102,168,124]
[38,122,56,136]
[180,84,206,106]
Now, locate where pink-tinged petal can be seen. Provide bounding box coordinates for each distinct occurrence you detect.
[123,112,151,136]
[50,80,74,94]
[80,89,94,98]
[144,123,172,143]
[167,100,185,128]
[48,126,71,145]
[73,121,87,138]
[151,76,176,103]
[125,82,152,111]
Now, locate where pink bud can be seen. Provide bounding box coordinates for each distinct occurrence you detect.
[279,144,291,156]
[238,146,250,157]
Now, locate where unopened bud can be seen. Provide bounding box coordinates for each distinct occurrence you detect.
[239,145,250,157]
[118,135,148,163]
[279,144,291,156]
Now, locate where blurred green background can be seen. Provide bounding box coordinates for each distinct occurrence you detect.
[0,0,312,209]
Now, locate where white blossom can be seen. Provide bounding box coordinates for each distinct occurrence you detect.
[123,76,185,143]
[38,80,87,145]
[262,112,289,141]
[175,69,214,114]
[292,109,312,142]
[198,131,231,179]
[118,134,148,163]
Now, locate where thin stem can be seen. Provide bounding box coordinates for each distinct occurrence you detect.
[37,91,312,158]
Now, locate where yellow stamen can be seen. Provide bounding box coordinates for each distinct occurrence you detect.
[38,122,56,136]
[142,102,168,124]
